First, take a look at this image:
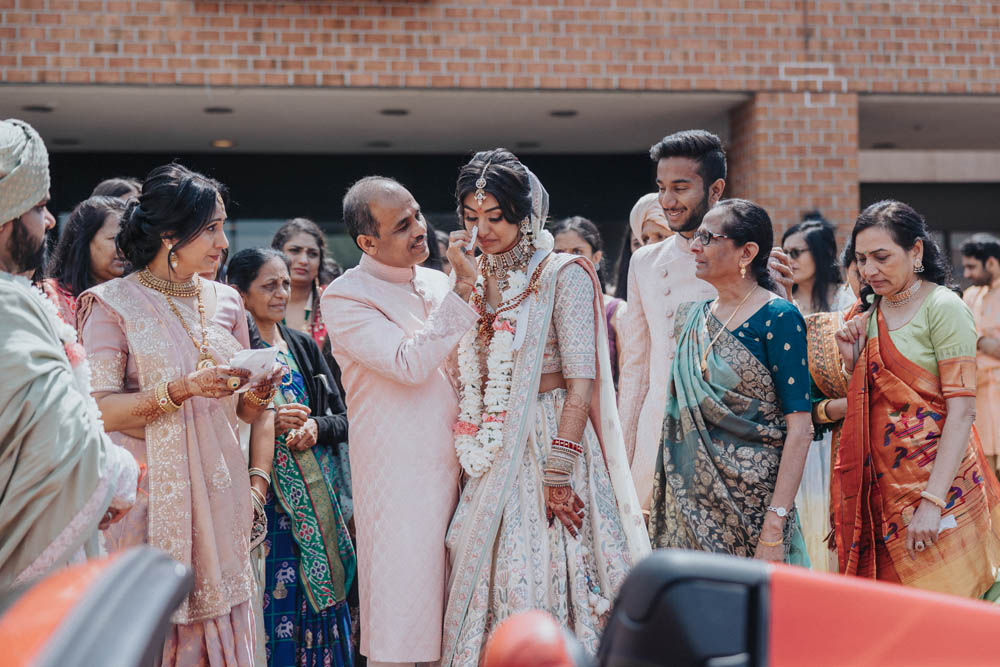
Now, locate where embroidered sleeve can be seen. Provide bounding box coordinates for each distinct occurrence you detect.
[323,287,479,387]
[78,298,129,393]
[552,264,597,379]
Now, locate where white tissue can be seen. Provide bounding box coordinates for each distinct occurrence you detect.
[229,347,278,392]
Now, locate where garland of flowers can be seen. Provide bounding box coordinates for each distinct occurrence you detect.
[16,276,104,429]
[453,268,530,477]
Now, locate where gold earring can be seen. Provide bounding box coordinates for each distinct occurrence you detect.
[520,218,533,244]
[165,241,178,270]
[740,264,747,279]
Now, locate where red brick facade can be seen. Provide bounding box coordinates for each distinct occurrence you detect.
[727,92,859,235]
[3,0,997,229]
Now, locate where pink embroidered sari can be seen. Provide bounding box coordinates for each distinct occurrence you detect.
[78,276,255,666]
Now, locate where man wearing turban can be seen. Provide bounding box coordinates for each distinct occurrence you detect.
[0,118,139,587]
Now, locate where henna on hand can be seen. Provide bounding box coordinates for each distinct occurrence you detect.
[545,485,585,536]
[167,377,193,404]
[130,390,162,423]
[557,390,590,443]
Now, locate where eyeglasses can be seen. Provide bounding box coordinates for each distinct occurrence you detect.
[693,228,731,246]
[785,247,810,260]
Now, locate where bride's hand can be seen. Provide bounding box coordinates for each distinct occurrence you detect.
[545,485,585,538]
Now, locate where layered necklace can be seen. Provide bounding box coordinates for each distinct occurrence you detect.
[138,268,216,369]
[453,238,542,477]
[884,279,922,307]
[482,236,533,293]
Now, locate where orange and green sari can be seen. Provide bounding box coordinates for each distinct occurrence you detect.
[835,306,1000,598]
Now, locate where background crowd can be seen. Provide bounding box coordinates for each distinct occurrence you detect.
[2,116,1000,667]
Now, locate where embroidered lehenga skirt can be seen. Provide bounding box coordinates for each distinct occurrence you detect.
[445,389,633,664]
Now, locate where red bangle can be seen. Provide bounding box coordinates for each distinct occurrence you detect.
[552,437,583,454]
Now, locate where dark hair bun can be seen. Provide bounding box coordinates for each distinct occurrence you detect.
[116,163,225,271]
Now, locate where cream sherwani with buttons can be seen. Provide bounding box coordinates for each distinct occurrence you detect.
[322,254,479,664]
[618,234,716,510]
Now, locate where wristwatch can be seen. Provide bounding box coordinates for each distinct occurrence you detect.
[767,505,789,518]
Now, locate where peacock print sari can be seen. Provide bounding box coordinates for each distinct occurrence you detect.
[648,299,810,564]
[835,295,1000,598]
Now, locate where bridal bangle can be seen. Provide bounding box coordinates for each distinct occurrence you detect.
[920,490,948,510]
[544,437,582,487]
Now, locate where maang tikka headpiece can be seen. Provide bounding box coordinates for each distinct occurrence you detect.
[474,160,492,206]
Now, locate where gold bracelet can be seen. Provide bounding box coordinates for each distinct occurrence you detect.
[815,399,832,424]
[155,381,181,414]
[920,490,948,510]
[758,536,784,547]
[244,388,274,407]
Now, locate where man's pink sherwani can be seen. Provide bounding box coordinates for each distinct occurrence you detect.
[618,234,716,509]
[322,254,478,663]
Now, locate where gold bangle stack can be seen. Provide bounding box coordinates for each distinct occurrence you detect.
[155,380,182,414]
[244,388,275,407]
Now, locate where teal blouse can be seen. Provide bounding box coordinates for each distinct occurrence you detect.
[726,297,812,415]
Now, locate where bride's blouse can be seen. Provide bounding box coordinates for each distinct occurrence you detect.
[541,262,597,379]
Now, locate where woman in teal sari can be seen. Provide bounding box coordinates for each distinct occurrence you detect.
[228,248,356,667]
[648,199,814,563]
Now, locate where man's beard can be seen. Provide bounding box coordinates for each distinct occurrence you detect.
[672,192,711,234]
[970,267,998,287]
[8,217,47,275]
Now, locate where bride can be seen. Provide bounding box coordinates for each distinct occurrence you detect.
[441,148,649,666]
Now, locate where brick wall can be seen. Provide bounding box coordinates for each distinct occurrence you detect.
[727,91,859,235]
[3,0,993,233]
[2,0,998,93]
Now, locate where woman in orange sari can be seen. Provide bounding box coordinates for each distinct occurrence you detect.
[835,200,1000,598]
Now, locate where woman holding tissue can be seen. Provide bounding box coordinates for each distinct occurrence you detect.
[833,200,1000,599]
[228,247,355,667]
[78,164,279,666]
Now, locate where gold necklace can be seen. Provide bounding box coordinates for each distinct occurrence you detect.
[483,236,532,292]
[701,285,758,375]
[137,268,198,298]
[140,271,216,369]
[884,279,922,307]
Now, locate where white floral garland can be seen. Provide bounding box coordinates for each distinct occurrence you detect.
[453,268,529,477]
[14,275,104,429]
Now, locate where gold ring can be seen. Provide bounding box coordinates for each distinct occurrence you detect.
[227,377,241,390]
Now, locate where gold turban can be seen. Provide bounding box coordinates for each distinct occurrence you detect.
[0,119,50,224]
[628,192,671,243]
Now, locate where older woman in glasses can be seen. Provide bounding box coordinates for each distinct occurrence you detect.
[647,199,814,565]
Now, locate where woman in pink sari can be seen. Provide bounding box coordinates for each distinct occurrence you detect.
[78,164,280,666]
[442,150,649,666]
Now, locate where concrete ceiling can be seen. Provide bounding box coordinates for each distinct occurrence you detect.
[859,94,1000,150]
[1,85,745,154]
